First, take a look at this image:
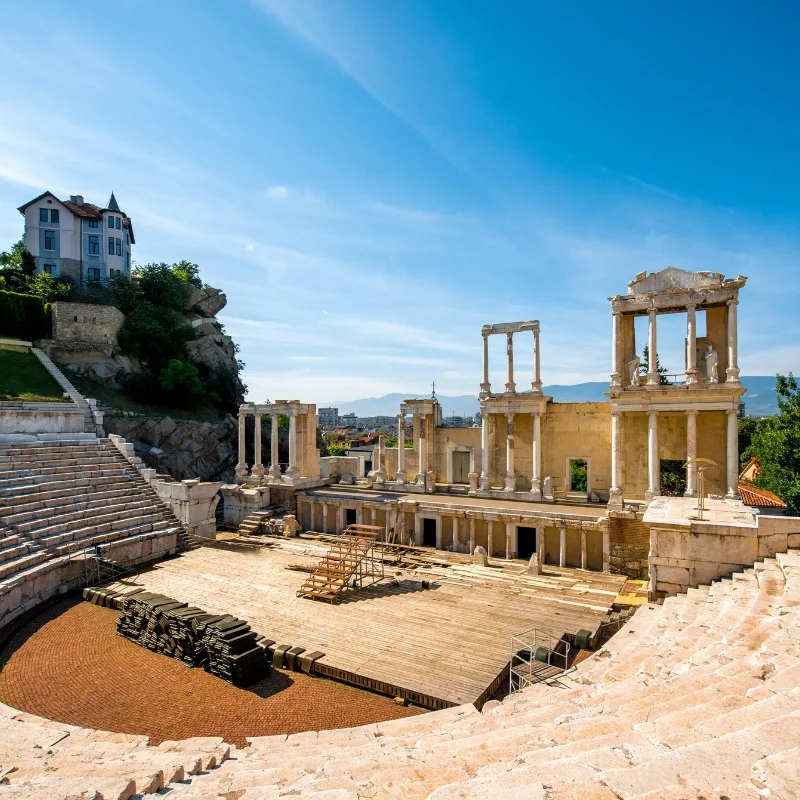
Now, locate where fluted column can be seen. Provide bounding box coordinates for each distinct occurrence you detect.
[532,327,542,393]
[686,303,699,385]
[726,409,739,498]
[685,410,698,496]
[646,308,659,385]
[235,409,248,479]
[609,410,623,507]
[469,516,476,554]
[479,408,490,491]
[322,503,328,534]
[505,332,516,393]
[610,310,621,387]
[416,417,427,485]
[480,330,491,396]
[531,411,541,497]
[726,298,740,382]
[504,413,515,492]
[452,516,459,552]
[505,521,512,560]
[396,412,405,483]
[487,519,494,558]
[268,413,280,478]
[286,412,299,477]
[580,529,587,570]
[647,410,659,500]
[559,523,566,567]
[252,414,264,478]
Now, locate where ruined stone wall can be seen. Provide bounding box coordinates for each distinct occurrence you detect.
[103,411,237,482]
[609,515,650,580]
[52,302,125,343]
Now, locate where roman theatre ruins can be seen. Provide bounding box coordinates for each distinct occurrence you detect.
[0,267,799,799]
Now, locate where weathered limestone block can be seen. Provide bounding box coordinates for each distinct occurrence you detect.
[758,533,790,558]
[185,286,227,318]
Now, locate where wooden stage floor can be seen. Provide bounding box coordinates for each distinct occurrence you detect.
[109,538,627,708]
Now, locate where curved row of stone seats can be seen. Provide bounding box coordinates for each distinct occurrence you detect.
[0,438,182,630]
[0,702,232,799]
[156,550,800,800]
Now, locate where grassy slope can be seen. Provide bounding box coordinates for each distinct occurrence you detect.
[0,350,69,402]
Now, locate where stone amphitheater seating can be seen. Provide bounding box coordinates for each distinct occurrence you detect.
[0,438,183,631]
[1,550,799,798]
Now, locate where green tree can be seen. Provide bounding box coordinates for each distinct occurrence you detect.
[0,238,34,274]
[24,272,72,303]
[158,359,212,408]
[743,374,800,512]
[117,301,194,370]
[135,263,193,311]
[642,345,671,384]
[108,272,141,314]
[171,260,203,288]
[738,416,761,468]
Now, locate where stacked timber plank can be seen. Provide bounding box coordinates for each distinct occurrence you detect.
[93,588,270,685]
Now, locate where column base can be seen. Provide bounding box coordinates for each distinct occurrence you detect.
[467,472,479,496]
[685,370,700,386]
[504,383,516,394]
[608,486,624,508]
[268,466,281,479]
[683,489,697,497]
[531,381,543,393]
[610,372,621,387]
[415,473,425,486]
[374,471,385,485]
[530,478,541,501]
[396,473,405,485]
[645,489,656,503]
[726,367,741,383]
[479,474,489,491]
[646,373,660,386]
[285,466,300,479]
[251,465,264,479]
[479,383,491,397]
[235,465,249,482]
[503,477,515,492]
[725,488,739,500]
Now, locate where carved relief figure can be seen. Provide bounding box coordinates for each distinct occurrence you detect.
[704,345,718,383]
[628,354,641,386]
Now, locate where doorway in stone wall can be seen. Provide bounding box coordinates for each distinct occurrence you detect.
[345,508,357,526]
[660,460,687,496]
[517,526,537,560]
[453,450,470,484]
[422,518,437,547]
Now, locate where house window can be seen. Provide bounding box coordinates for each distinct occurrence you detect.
[115,217,121,230]
[108,216,115,228]
[115,238,122,256]
[87,267,101,280]
[39,209,48,222]
[43,263,55,275]
[108,237,115,255]
[125,232,129,245]
[87,220,99,229]
[44,230,56,251]
[50,209,59,223]
[88,235,100,255]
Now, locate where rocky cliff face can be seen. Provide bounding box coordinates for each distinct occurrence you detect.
[103,411,239,482]
[183,286,240,380]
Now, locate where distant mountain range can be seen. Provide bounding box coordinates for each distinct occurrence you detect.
[322,376,781,418]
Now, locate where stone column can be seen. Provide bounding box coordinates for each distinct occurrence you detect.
[646,410,659,500]
[726,298,740,382]
[504,413,515,492]
[416,417,427,485]
[602,529,610,572]
[536,525,545,566]
[480,330,491,396]
[252,414,264,478]
[532,327,542,393]
[235,409,248,479]
[322,503,328,534]
[479,408,490,491]
[487,519,494,558]
[469,516,476,554]
[286,412,299,478]
[580,529,587,570]
[646,308,659,385]
[531,411,541,497]
[505,521,512,560]
[452,516,459,552]
[686,303,699,385]
[685,410,698,496]
[370,507,376,526]
[505,332,516,394]
[414,511,421,547]
[609,410,623,507]
[396,412,405,483]
[558,523,566,567]
[610,310,621,387]
[375,435,385,484]
[268,413,280,478]
[726,409,739,499]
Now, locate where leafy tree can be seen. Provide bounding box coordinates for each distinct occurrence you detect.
[135,263,192,311]
[642,345,671,384]
[570,459,588,492]
[108,272,141,314]
[0,238,34,274]
[117,301,194,370]
[660,460,687,496]
[738,416,761,468]
[743,374,800,512]
[326,443,349,456]
[171,260,203,289]
[24,272,72,303]
[158,359,213,408]
[384,434,413,448]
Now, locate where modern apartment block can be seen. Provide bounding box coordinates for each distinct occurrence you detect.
[17,191,135,286]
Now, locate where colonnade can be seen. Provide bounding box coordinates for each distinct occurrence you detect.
[480,321,542,397]
[611,298,739,387]
[479,409,542,496]
[610,407,740,502]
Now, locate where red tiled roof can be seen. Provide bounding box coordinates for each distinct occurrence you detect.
[738,481,787,508]
[62,201,103,219]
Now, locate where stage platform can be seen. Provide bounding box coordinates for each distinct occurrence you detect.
[109,537,627,709]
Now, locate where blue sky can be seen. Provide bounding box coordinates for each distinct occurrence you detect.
[1,1,799,401]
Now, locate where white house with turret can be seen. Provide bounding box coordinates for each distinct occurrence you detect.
[17,191,134,286]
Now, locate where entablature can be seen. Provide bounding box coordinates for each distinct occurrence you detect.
[481,394,551,415]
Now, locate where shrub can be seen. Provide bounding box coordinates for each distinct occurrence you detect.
[0,290,51,340]
[118,301,194,371]
[136,263,193,311]
[158,359,213,408]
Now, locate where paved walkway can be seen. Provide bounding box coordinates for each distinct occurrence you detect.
[0,598,422,746]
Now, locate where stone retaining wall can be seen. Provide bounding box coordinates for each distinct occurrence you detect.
[608,515,650,580]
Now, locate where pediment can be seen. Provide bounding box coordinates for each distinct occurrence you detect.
[627,267,725,295]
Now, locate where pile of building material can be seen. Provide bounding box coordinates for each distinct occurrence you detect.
[196,615,269,685]
[84,587,270,686]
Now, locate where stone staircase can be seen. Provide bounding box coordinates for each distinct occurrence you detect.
[0,438,184,629]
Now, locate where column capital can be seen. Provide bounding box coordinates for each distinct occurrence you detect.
[727,297,739,307]
[685,408,699,417]
[611,408,623,418]
[648,409,659,418]
[686,301,697,311]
